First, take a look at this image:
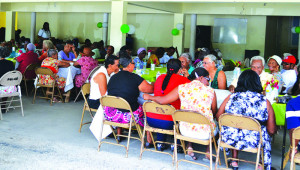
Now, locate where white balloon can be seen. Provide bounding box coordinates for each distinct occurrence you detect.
[291,27,296,33]
[176,23,184,30]
[128,25,136,34]
[102,22,108,28]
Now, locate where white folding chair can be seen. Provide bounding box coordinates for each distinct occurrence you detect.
[0,71,23,120]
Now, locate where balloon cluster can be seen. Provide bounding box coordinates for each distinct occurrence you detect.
[291,26,300,33]
[120,24,136,34]
[171,23,184,36]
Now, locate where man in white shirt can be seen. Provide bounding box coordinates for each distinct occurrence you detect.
[229,56,273,92]
[159,47,175,64]
[281,55,297,94]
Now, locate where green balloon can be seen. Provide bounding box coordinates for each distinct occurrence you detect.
[296,27,300,33]
[97,22,103,28]
[120,24,130,33]
[171,28,179,35]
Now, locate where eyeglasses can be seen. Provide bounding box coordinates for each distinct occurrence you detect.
[282,62,290,65]
[204,77,210,81]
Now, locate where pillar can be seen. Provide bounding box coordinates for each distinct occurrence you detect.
[30,12,36,43]
[5,11,16,41]
[189,14,197,61]
[109,1,127,52]
[173,13,185,58]
[103,13,109,47]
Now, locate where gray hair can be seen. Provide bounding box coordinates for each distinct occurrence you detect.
[250,56,265,66]
[179,53,191,62]
[0,47,11,58]
[119,57,132,68]
[47,49,58,58]
[204,54,217,64]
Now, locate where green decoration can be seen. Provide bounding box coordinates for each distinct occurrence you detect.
[97,22,103,28]
[171,28,179,36]
[120,24,130,33]
[295,26,300,33]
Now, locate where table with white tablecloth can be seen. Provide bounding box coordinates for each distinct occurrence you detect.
[57,66,81,92]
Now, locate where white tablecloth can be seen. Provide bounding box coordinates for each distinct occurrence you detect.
[57,66,81,92]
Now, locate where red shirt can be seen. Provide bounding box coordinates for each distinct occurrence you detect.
[147,74,190,121]
[16,51,39,79]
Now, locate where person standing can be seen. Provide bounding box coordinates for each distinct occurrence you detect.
[38,22,51,41]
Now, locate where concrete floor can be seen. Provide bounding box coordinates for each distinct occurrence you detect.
[0,95,298,170]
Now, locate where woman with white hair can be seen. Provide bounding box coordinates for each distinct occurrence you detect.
[179,53,195,77]
[202,54,227,89]
[267,55,283,92]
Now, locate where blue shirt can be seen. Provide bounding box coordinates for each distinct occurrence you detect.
[133,57,144,69]
[286,96,300,130]
[58,50,75,61]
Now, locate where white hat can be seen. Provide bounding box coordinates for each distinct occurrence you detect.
[267,55,282,66]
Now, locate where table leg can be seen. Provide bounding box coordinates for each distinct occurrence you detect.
[281,125,287,170]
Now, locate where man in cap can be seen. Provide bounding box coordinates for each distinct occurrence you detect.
[281,55,297,94]
[16,43,39,79]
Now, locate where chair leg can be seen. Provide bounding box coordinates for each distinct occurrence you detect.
[74,90,82,103]
[149,131,157,150]
[126,117,134,158]
[50,86,55,106]
[255,144,261,170]
[6,96,13,113]
[261,148,264,169]
[19,94,24,117]
[32,87,37,104]
[57,86,64,103]
[290,148,295,170]
[223,147,229,168]
[24,79,28,96]
[283,147,291,169]
[139,125,146,160]
[0,106,2,120]
[174,126,178,170]
[79,106,86,133]
[98,120,105,152]
[213,137,221,165]
[215,139,221,170]
[209,135,213,170]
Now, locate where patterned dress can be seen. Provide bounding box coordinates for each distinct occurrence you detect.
[272,72,283,92]
[40,57,66,89]
[178,80,217,140]
[75,56,98,88]
[222,91,271,170]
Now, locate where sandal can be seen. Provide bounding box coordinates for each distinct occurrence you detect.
[185,147,197,160]
[228,160,238,170]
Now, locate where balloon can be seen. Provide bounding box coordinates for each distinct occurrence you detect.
[176,23,184,30]
[97,22,103,28]
[291,27,296,33]
[102,22,108,28]
[120,24,130,33]
[128,25,136,34]
[171,28,179,36]
[296,26,300,33]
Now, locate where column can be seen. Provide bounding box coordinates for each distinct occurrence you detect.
[103,13,109,47]
[173,13,185,58]
[109,1,127,52]
[189,14,197,61]
[5,11,16,41]
[30,12,36,43]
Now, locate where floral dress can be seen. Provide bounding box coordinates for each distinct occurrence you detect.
[178,80,217,140]
[39,57,66,89]
[222,91,271,170]
[75,56,98,88]
[272,72,283,92]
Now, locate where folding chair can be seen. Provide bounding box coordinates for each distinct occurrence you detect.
[215,113,264,170]
[139,101,176,162]
[0,71,23,120]
[290,126,300,170]
[22,63,40,96]
[99,95,143,158]
[173,109,219,170]
[32,67,64,106]
[74,65,100,102]
[79,83,97,132]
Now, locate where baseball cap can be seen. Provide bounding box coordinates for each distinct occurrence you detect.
[282,55,296,64]
[267,55,282,65]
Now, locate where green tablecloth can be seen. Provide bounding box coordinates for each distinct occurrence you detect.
[240,68,270,73]
[134,67,167,82]
[272,95,297,126]
[6,58,16,65]
[97,59,105,63]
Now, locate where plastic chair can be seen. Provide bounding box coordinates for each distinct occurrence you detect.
[290,126,300,170]
[78,83,97,132]
[215,113,264,170]
[22,63,40,96]
[32,67,63,106]
[172,109,219,170]
[99,95,143,158]
[139,101,176,162]
[0,71,23,120]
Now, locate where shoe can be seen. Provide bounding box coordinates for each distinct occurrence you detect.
[107,133,114,138]
[228,161,238,170]
[145,142,154,148]
[171,144,184,153]
[185,147,197,160]
[156,143,166,151]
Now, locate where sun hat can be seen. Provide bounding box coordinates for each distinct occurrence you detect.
[267,55,282,65]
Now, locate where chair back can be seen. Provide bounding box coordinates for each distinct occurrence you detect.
[86,66,100,83]
[143,101,175,118]
[24,63,40,75]
[292,127,300,147]
[173,109,212,129]
[219,113,262,132]
[35,67,55,76]
[0,71,22,86]
[81,83,91,96]
[100,95,132,113]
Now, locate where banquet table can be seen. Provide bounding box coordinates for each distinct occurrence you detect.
[134,67,167,82]
[57,66,81,92]
[6,58,17,65]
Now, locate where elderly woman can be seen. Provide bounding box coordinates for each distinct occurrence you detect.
[178,53,195,77]
[194,48,210,68]
[145,59,190,151]
[147,47,164,67]
[144,67,217,161]
[216,70,277,170]
[58,41,78,61]
[38,40,56,62]
[267,55,283,92]
[202,54,227,89]
[104,52,154,142]
[134,47,146,69]
[40,49,68,89]
[74,47,98,88]
[16,43,39,79]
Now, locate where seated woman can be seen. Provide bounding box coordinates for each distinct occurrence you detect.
[146,59,190,151]
[58,41,78,62]
[134,47,146,69]
[194,47,210,68]
[178,53,195,77]
[216,70,277,170]
[147,47,164,67]
[144,68,217,161]
[74,47,98,88]
[88,55,119,109]
[16,43,39,79]
[38,40,55,62]
[104,52,154,141]
[267,55,283,92]
[202,54,227,89]
[40,49,69,90]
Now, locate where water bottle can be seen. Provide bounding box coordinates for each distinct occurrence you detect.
[143,59,147,70]
[156,71,161,80]
[136,61,140,71]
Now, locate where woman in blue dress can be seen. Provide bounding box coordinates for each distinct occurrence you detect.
[216,70,277,170]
